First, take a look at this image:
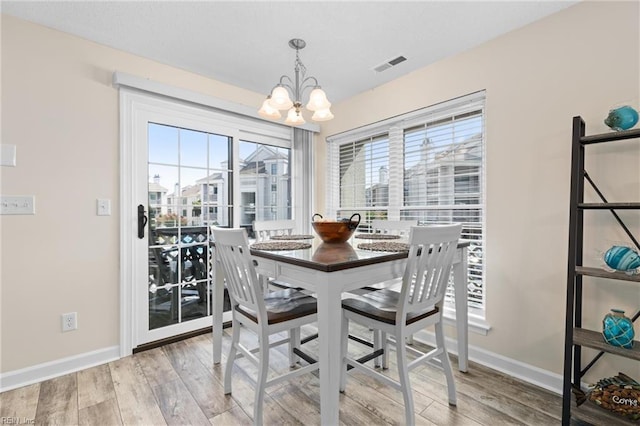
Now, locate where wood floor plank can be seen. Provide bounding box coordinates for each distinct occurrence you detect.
[0,383,39,421]
[260,396,305,426]
[341,372,432,425]
[77,363,117,409]
[268,382,320,423]
[109,356,167,426]
[419,400,483,426]
[135,347,180,388]
[162,340,236,418]
[209,406,252,425]
[151,378,212,426]
[345,368,434,413]
[78,398,123,426]
[35,373,78,425]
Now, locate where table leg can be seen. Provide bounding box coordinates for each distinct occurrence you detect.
[315,278,342,425]
[212,258,224,364]
[453,246,469,372]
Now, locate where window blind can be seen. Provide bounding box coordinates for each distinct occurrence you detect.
[337,134,390,227]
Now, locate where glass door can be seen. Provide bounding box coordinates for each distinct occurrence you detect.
[121,88,300,350]
[141,122,232,344]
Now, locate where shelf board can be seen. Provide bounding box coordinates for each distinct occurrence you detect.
[573,328,640,361]
[571,399,639,425]
[581,128,640,144]
[577,202,640,210]
[575,266,640,282]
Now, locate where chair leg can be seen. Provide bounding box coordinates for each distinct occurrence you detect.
[254,333,270,426]
[339,315,349,392]
[289,327,301,367]
[435,321,457,406]
[395,330,415,425]
[373,329,381,368]
[224,320,240,394]
[381,331,389,370]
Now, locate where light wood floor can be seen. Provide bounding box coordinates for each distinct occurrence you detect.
[1,325,564,425]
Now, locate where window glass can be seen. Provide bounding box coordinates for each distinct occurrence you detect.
[239,141,291,225]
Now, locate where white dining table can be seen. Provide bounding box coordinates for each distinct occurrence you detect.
[211,237,469,425]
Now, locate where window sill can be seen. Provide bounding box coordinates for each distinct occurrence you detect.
[443,306,491,336]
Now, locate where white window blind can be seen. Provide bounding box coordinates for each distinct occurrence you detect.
[326,91,485,312]
[336,134,389,226]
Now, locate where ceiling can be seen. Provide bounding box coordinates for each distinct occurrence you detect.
[1,1,578,103]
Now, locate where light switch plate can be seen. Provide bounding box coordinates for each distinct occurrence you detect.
[1,196,35,215]
[97,198,111,216]
[0,144,16,167]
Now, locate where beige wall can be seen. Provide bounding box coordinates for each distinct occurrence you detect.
[0,14,264,373]
[1,1,639,383]
[317,1,639,380]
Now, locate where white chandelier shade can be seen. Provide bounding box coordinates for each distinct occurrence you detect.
[268,86,293,110]
[258,38,334,126]
[257,97,282,120]
[284,107,306,126]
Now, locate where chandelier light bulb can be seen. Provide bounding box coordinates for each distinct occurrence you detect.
[284,107,306,126]
[258,97,282,120]
[268,86,293,110]
[311,108,334,122]
[306,87,331,111]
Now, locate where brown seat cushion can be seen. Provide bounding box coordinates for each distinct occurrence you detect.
[235,289,317,325]
[342,289,438,325]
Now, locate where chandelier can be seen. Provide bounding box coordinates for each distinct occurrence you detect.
[258,38,334,126]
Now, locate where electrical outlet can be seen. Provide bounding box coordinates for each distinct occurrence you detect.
[62,312,77,332]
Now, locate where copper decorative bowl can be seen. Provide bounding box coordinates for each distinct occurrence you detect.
[311,213,361,244]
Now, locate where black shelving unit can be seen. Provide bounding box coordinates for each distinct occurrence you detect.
[562,117,640,425]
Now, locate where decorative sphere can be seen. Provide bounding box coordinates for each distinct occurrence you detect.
[604,106,639,131]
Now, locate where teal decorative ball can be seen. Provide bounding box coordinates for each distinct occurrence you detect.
[604,106,639,131]
[603,309,635,349]
[604,245,640,274]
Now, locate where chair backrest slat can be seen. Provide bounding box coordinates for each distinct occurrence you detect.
[212,227,264,317]
[371,220,418,238]
[253,220,296,242]
[399,224,462,317]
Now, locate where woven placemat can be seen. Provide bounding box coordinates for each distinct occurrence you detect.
[269,234,315,240]
[357,242,409,252]
[251,241,311,251]
[354,233,401,240]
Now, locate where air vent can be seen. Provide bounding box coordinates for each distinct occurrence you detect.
[373,55,407,73]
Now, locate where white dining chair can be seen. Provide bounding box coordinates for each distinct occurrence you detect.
[252,219,303,292]
[212,227,318,426]
[340,224,462,425]
[252,219,296,241]
[371,219,417,238]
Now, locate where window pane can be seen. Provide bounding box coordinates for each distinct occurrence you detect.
[403,110,484,309]
[338,135,389,228]
[238,140,291,227]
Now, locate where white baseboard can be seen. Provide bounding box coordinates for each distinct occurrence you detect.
[413,330,563,395]
[0,346,120,393]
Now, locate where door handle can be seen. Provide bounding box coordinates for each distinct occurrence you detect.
[137,204,148,239]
